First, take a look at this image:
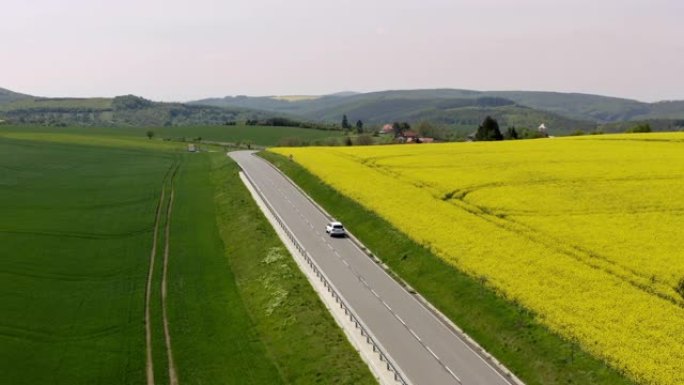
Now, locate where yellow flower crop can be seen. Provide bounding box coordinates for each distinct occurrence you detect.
[271,132,684,385]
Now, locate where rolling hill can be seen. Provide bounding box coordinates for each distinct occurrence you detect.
[193,91,595,134]
[0,91,280,127]
[193,89,684,133]
[0,87,32,104]
[4,86,683,135]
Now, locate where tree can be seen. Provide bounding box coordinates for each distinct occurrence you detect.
[417,121,434,137]
[344,136,353,146]
[392,121,411,138]
[355,119,364,134]
[475,116,503,141]
[392,122,402,137]
[341,115,351,130]
[113,95,153,110]
[520,127,546,139]
[504,127,519,140]
[146,130,155,140]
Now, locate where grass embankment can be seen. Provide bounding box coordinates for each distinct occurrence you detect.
[259,151,635,385]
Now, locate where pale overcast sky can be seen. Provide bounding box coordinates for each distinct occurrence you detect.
[2,0,683,101]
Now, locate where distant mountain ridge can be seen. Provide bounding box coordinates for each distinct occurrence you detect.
[2,87,683,133]
[192,88,684,131]
[0,91,279,127]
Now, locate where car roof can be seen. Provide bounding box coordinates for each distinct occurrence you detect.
[329,221,343,226]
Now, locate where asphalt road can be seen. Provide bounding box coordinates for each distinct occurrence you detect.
[229,151,513,385]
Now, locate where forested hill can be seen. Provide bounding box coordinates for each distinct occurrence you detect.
[0,92,277,127]
[192,91,594,133]
[3,87,683,133]
[193,89,684,128]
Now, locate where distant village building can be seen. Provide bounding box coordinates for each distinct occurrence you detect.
[380,124,394,134]
[187,143,197,152]
[538,123,548,134]
[402,130,419,139]
[395,129,434,144]
[380,123,434,143]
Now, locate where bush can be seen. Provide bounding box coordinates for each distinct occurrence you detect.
[324,137,340,146]
[627,123,652,133]
[355,134,374,146]
[278,137,302,147]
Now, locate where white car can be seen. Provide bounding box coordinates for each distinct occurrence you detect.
[325,221,346,237]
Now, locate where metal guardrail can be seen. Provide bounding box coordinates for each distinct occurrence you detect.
[241,170,410,385]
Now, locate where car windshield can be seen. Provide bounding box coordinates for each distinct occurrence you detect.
[333,224,343,229]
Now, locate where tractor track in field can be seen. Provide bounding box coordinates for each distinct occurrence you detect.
[161,166,179,385]
[144,187,165,385]
[144,160,180,385]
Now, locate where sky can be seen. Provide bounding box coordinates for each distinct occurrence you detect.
[2,0,683,102]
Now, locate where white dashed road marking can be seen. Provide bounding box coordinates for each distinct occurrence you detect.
[426,346,440,361]
[410,329,422,342]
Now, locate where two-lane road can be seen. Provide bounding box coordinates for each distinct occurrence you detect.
[230,151,514,385]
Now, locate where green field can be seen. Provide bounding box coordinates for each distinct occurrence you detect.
[0,132,372,384]
[0,138,170,384]
[0,124,342,147]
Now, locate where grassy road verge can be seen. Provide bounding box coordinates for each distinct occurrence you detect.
[259,151,635,385]
[166,154,282,384]
[210,154,376,384]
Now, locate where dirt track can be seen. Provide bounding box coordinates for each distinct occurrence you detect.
[144,161,180,385]
[161,185,178,385]
[144,188,165,385]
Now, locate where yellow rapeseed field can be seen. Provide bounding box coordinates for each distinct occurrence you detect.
[271,132,684,385]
